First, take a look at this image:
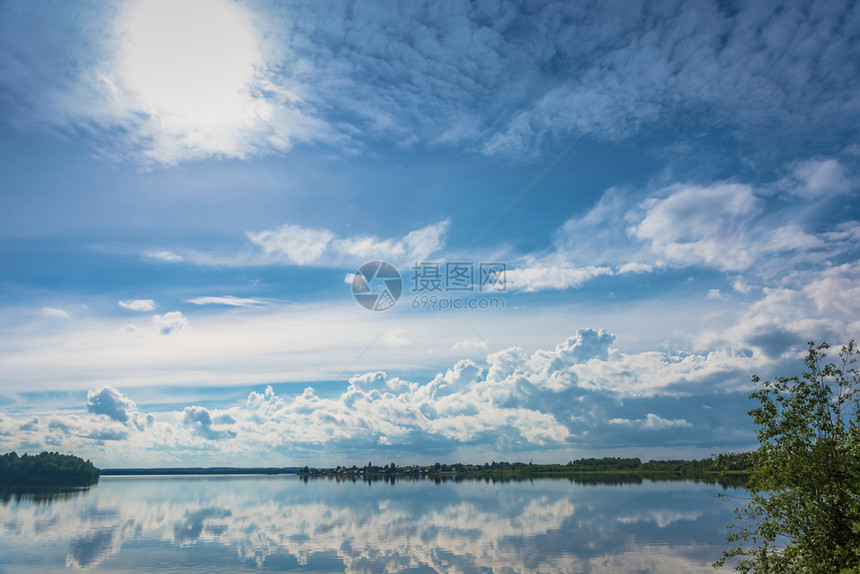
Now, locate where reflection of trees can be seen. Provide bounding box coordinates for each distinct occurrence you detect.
[304,472,747,489]
[0,477,740,573]
[0,485,93,505]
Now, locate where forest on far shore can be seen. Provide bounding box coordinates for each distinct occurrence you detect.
[301,452,756,477]
[0,451,99,487]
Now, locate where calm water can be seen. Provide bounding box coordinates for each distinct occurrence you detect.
[0,474,742,573]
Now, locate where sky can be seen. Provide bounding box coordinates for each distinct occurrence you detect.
[1,0,859,468]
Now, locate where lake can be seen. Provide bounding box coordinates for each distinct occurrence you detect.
[0,474,742,573]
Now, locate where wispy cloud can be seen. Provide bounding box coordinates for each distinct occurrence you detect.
[186,296,269,307]
[118,299,156,312]
[506,264,612,292]
[41,307,70,319]
[157,219,450,268]
[144,250,184,263]
[608,414,692,431]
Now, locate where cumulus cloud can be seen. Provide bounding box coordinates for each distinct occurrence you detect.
[531,159,859,287]
[182,406,237,440]
[224,328,755,455]
[118,299,156,312]
[697,261,860,360]
[87,387,136,423]
[554,329,616,363]
[152,311,187,335]
[0,328,766,460]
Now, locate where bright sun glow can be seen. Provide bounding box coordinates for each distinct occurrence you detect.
[118,0,263,152]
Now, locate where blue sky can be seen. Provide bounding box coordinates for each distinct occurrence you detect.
[1,0,859,467]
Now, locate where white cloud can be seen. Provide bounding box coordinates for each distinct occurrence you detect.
[333,220,450,264]
[152,311,187,335]
[382,328,411,348]
[0,324,773,461]
[617,510,702,528]
[246,224,334,265]
[41,307,70,319]
[402,220,450,261]
[630,184,762,271]
[696,263,860,361]
[802,262,860,316]
[732,278,753,294]
[784,159,852,199]
[552,328,616,363]
[241,220,449,267]
[186,296,268,307]
[617,262,653,274]
[541,164,859,284]
[450,339,489,353]
[333,236,406,261]
[118,299,156,312]
[506,264,612,292]
[145,250,184,263]
[608,413,692,430]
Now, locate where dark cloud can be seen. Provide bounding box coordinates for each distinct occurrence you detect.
[87,387,136,423]
[84,428,129,441]
[18,416,39,431]
[744,326,802,358]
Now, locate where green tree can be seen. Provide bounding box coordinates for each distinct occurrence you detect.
[716,341,860,573]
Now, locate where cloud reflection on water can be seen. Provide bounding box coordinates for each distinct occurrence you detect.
[0,475,739,572]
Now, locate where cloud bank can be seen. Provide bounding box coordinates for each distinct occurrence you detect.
[0,329,773,465]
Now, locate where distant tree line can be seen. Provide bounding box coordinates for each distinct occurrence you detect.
[0,452,99,487]
[301,453,754,478]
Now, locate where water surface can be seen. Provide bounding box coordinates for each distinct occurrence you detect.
[0,474,741,573]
